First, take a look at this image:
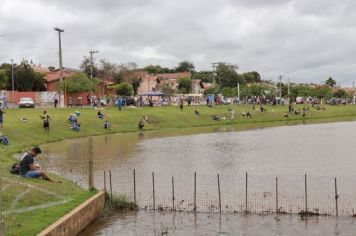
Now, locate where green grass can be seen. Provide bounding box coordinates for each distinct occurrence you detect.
[1,103,356,235]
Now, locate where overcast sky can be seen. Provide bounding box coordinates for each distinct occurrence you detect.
[1,0,356,85]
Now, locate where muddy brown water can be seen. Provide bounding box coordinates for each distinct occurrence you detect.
[39,121,356,235]
[78,211,356,236]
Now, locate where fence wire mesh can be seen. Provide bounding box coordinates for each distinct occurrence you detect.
[95,169,356,216]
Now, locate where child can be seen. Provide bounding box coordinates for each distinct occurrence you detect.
[40,111,50,133]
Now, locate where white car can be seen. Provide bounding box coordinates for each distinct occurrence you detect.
[18,97,35,108]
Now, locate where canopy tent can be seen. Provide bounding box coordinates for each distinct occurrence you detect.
[139,91,164,96]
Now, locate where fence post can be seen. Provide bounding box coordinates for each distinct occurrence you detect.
[304,174,308,212]
[194,172,197,212]
[133,169,136,205]
[109,170,113,204]
[335,177,339,217]
[88,137,94,190]
[104,171,106,192]
[245,172,248,213]
[217,174,221,213]
[0,176,4,236]
[152,172,155,210]
[172,176,175,211]
[276,177,279,214]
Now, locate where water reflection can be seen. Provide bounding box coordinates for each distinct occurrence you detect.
[78,211,356,236]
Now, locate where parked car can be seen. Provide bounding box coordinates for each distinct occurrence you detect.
[18,97,35,108]
[124,97,136,106]
[222,97,232,105]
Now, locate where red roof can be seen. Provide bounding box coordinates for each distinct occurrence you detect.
[156,72,190,80]
[44,71,73,83]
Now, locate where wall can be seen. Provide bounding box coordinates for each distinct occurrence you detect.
[37,191,105,236]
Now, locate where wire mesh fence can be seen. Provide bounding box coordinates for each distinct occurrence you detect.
[0,176,71,236]
[95,169,356,216]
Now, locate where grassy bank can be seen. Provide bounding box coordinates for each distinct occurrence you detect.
[1,104,356,235]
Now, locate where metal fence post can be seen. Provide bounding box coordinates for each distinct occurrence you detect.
[172,176,175,211]
[304,174,308,212]
[152,172,155,210]
[88,137,94,190]
[104,171,106,192]
[276,177,279,214]
[133,169,136,205]
[335,178,339,217]
[194,172,197,212]
[245,172,248,213]
[109,170,113,204]
[0,175,4,236]
[217,174,221,213]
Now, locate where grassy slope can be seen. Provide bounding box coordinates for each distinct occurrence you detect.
[1,104,356,235]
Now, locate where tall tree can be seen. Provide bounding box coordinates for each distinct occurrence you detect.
[215,63,243,89]
[0,69,9,89]
[334,89,347,98]
[144,65,163,74]
[192,71,213,83]
[175,60,195,73]
[241,71,261,83]
[177,77,192,94]
[61,72,97,93]
[115,82,133,97]
[325,77,336,87]
[80,56,97,78]
[8,60,45,91]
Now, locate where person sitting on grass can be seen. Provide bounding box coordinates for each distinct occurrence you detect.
[104,120,110,130]
[212,115,220,121]
[97,110,105,119]
[70,119,80,131]
[0,132,9,145]
[68,114,80,131]
[19,147,61,182]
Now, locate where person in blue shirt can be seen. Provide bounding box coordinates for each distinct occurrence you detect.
[117,97,123,111]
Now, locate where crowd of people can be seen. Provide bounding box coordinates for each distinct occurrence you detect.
[0,92,325,183]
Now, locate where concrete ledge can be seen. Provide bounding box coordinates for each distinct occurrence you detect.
[37,191,105,236]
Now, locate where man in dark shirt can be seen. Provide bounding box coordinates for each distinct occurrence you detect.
[20,147,60,182]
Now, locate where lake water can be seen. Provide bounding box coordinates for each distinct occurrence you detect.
[39,121,356,235]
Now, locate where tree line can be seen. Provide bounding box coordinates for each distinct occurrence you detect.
[0,58,349,100]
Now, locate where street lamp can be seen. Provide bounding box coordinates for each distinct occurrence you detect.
[54,27,64,107]
[89,50,98,108]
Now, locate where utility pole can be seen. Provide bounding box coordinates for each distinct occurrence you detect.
[89,50,98,108]
[351,82,354,104]
[237,83,240,100]
[278,75,283,104]
[211,62,219,87]
[89,50,98,79]
[10,59,14,105]
[287,78,290,97]
[54,27,64,107]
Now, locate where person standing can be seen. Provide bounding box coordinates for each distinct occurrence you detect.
[179,97,184,110]
[2,94,8,109]
[0,107,4,128]
[54,96,58,108]
[117,97,123,111]
[40,110,51,133]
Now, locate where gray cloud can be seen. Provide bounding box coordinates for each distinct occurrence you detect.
[1,0,356,85]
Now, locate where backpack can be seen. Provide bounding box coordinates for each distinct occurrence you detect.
[10,163,20,175]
